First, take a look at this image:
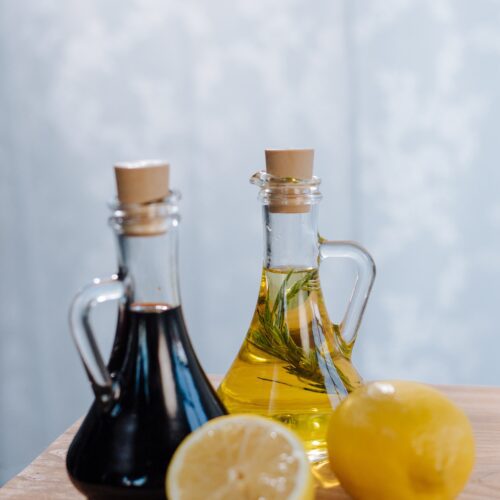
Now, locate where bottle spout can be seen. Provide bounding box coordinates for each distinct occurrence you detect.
[250,149,321,212]
[111,160,178,236]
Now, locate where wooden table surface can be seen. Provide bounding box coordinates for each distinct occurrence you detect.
[1,383,500,499]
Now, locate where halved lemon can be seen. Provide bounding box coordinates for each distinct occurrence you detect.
[166,414,314,500]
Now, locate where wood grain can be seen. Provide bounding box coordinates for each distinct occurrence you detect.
[1,383,499,499]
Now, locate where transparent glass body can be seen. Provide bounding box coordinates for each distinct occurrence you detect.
[67,193,226,500]
[218,172,376,479]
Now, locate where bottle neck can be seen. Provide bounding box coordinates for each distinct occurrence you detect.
[262,204,320,269]
[115,227,181,308]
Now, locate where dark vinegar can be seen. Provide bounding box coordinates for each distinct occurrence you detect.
[66,304,226,500]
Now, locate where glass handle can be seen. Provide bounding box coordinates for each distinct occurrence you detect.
[319,239,376,353]
[69,274,125,408]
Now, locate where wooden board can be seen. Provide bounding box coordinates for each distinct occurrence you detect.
[1,383,500,499]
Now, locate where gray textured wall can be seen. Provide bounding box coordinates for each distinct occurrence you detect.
[1,0,499,484]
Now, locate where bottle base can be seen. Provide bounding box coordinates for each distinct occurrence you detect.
[310,457,340,490]
[69,477,166,500]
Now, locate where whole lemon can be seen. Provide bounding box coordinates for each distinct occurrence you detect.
[327,381,475,500]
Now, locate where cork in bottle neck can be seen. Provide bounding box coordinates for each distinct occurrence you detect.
[265,149,314,213]
[113,160,171,236]
[114,160,170,204]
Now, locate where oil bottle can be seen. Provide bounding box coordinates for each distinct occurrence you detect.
[66,161,226,499]
[218,149,376,475]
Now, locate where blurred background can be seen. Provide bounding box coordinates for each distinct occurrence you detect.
[1,0,500,485]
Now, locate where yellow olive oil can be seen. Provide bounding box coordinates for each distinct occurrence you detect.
[218,267,362,463]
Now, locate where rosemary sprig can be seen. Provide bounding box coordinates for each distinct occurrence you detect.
[249,269,327,392]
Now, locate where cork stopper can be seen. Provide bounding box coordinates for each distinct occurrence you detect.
[114,160,170,204]
[265,149,314,213]
[265,149,314,180]
[113,160,171,236]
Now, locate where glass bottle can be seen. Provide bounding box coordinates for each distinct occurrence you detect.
[66,161,226,500]
[218,149,376,471]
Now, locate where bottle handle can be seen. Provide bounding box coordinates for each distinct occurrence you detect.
[319,239,376,354]
[69,274,125,408]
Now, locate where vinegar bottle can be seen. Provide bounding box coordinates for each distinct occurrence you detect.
[218,149,376,477]
[66,161,226,499]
